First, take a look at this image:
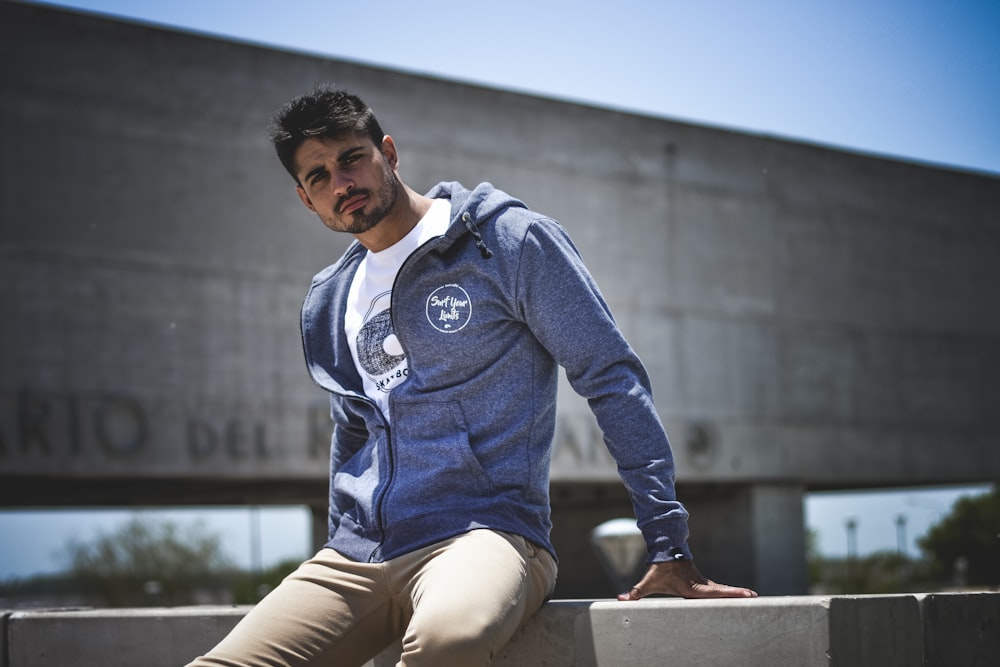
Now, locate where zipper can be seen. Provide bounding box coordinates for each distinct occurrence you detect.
[299,246,395,560]
[369,232,454,558]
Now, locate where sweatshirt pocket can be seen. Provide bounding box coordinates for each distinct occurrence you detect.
[385,400,493,524]
[330,437,381,530]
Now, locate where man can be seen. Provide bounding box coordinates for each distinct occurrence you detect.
[187,86,755,667]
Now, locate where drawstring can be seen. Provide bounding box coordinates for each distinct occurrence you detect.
[462,212,493,259]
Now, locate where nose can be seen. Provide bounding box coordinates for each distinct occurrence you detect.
[331,169,354,197]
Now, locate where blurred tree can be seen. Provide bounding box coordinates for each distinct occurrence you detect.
[918,486,1000,587]
[231,557,301,604]
[810,550,932,595]
[63,517,235,607]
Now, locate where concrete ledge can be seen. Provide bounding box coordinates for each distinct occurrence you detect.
[2,605,248,667]
[3,593,997,666]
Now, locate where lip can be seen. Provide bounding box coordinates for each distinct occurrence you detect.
[339,193,368,214]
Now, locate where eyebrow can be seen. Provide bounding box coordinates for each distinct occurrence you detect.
[337,146,366,163]
[299,145,367,184]
[303,165,326,184]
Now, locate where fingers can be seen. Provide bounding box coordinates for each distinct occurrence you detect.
[618,581,758,601]
[617,561,758,601]
[617,588,640,601]
[685,581,758,599]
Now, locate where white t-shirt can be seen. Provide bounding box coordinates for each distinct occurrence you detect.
[344,198,451,420]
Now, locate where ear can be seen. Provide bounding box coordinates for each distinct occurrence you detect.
[381,135,399,170]
[296,185,318,213]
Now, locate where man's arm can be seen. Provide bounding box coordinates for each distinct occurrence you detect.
[326,395,373,531]
[516,218,688,558]
[515,217,757,598]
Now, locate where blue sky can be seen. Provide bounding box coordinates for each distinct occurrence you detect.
[1,0,997,580]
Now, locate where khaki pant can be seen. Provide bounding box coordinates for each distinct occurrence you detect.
[186,529,558,667]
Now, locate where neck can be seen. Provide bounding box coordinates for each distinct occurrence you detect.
[356,182,433,253]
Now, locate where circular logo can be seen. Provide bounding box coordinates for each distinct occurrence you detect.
[426,284,472,333]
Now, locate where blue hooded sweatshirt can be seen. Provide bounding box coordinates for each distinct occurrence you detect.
[300,181,692,564]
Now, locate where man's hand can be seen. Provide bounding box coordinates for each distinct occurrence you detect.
[617,559,758,600]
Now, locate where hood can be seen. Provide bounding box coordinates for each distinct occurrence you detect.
[425,181,528,259]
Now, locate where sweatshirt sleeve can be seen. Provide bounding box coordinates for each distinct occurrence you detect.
[327,394,372,532]
[515,217,693,563]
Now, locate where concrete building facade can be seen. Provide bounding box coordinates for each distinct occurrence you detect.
[2,1,998,595]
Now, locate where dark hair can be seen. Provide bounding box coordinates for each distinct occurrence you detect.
[269,86,386,181]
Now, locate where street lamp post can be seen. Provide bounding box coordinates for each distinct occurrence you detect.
[845,516,858,589]
[895,514,907,557]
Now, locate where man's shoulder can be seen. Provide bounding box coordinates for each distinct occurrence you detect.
[308,242,365,290]
[489,205,565,243]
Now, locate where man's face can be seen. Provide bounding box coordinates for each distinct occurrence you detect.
[293,134,400,235]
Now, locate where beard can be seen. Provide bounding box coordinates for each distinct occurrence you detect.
[334,161,400,235]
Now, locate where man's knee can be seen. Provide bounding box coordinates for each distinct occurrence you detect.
[400,607,504,666]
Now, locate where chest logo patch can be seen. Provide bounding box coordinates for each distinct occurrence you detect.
[426,284,472,333]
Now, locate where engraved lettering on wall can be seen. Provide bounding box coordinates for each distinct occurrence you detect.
[186,415,269,461]
[5,389,148,459]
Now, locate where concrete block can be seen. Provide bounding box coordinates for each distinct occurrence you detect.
[576,598,829,667]
[828,595,923,667]
[2,610,10,667]
[4,606,248,666]
[920,592,1000,667]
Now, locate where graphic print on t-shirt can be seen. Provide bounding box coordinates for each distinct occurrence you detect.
[355,290,407,393]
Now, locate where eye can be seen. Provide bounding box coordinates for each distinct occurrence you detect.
[340,149,365,168]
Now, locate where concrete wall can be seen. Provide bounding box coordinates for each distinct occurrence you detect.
[3,594,998,666]
[1,1,999,595]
